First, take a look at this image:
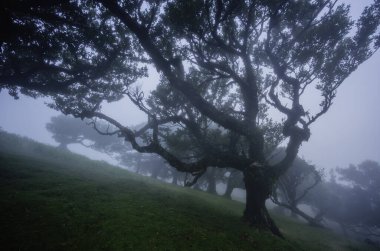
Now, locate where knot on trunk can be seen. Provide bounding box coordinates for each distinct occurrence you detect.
[283,124,310,141]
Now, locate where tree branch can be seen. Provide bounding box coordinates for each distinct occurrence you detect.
[99,0,249,136]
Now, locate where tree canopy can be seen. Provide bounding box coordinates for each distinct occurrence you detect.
[1,0,379,237]
[46,114,130,154]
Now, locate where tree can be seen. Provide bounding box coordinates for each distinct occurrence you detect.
[48,115,231,192]
[46,115,129,155]
[1,0,379,237]
[223,169,244,199]
[271,153,322,226]
[47,115,180,181]
[46,115,96,150]
[335,160,380,239]
[305,161,380,241]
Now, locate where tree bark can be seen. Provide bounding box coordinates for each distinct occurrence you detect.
[243,168,283,238]
[172,171,178,185]
[193,182,202,191]
[272,200,323,227]
[290,206,323,227]
[206,167,217,195]
[290,204,298,218]
[224,177,234,199]
[135,157,142,174]
[58,143,68,150]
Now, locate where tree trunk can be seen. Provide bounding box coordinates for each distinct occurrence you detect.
[193,182,202,191]
[339,222,348,237]
[243,169,283,238]
[135,158,142,174]
[290,206,323,227]
[273,200,324,227]
[290,203,298,218]
[58,143,68,150]
[206,168,217,195]
[172,171,178,185]
[223,176,234,199]
[151,168,159,179]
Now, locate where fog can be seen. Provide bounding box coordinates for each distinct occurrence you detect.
[2,0,380,249]
[1,0,379,169]
[1,51,379,169]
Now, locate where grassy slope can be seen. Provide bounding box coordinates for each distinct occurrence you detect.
[0,132,373,250]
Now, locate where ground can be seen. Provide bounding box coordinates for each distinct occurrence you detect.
[0,132,374,250]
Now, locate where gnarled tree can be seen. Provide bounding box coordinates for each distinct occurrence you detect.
[1,0,380,237]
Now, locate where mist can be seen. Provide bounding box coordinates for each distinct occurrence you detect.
[1,51,379,168]
[1,0,380,249]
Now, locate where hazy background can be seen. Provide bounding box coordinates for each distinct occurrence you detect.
[0,0,379,170]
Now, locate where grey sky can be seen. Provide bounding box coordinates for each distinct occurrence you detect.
[0,0,379,169]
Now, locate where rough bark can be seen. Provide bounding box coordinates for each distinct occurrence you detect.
[243,168,283,238]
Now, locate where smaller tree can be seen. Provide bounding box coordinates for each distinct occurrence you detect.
[271,152,322,226]
[46,115,91,150]
[47,115,183,182]
[46,115,130,154]
[187,167,227,195]
[223,169,244,199]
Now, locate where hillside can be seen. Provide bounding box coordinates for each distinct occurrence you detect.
[0,131,373,250]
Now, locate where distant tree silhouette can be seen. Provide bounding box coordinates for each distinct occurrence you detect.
[305,160,380,241]
[46,115,93,150]
[46,115,128,155]
[336,160,380,239]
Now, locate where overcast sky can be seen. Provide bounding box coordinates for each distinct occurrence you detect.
[0,0,379,170]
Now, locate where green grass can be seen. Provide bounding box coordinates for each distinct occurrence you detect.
[0,132,374,250]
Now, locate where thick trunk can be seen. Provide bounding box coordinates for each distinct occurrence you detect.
[243,169,283,238]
